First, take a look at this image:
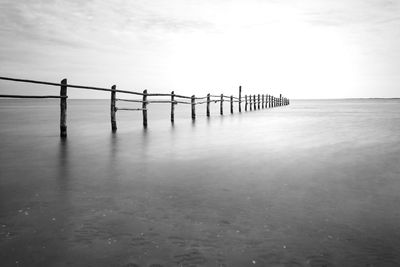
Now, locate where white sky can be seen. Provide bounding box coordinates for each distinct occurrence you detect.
[0,0,399,98]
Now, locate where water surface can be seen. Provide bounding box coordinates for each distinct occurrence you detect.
[1,99,400,266]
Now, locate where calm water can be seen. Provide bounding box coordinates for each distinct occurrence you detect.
[1,99,400,266]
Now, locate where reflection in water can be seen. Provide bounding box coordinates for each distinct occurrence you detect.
[57,138,69,193]
[108,132,119,169]
[140,127,150,161]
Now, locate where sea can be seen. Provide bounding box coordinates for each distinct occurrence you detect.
[0,99,400,266]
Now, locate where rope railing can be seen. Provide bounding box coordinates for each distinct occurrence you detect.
[0,76,290,137]
[0,76,144,96]
[116,107,147,111]
[0,94,67,99]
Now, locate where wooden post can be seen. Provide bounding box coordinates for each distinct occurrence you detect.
[280,94,282,107]
[245,95,248,111]
[258,94,260,109]
[142,90,147,128]
[171,91,175,123]
[220,94,223,115]
[249,95,252,111]
[230,95,233,114]
[239,86,242,113]
[191,95,196,120]
[206,93,210,117]
[110,85,117,132]
[253,95,256,110]
[60,79,67,138]
[262,94,264,109]
[268,95,271,108]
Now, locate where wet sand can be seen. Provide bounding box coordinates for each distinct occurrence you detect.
[1,99,400,266]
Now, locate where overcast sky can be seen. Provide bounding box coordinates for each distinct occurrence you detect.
[0,0,399,98]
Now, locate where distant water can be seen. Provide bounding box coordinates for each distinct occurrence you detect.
[1,99,400,266]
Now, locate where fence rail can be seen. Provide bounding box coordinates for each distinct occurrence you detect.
[0,76,290,138]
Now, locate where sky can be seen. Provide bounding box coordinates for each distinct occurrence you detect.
[0,0,399,99]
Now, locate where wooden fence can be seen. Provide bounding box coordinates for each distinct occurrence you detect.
[0,76,290,138]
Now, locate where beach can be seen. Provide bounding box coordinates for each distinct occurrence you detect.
[1,99,400,266]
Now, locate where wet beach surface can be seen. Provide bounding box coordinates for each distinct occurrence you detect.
[1,99,400,266]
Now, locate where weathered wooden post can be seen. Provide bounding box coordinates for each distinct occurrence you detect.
[262,94,264,109]
[220,94,223,115]
[191,95,196,120]
[280,94,282,106]
[110,85,117,132]
[245,95,248,111]
[142,90,148,128]
[253,95,256,110]
[268,95,271,108]
[249,95,252,111]
[239,86,242,113]
[206,93,210,117]
[60,79,67,138]
[171,91,175,123]
[258,94,260,109]
[230,95,233,114]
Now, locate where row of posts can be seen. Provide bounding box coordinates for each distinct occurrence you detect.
[110,85,289,131]
[20,79,290,138]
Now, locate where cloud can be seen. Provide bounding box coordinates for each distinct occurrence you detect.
[1,0,399,98]
[300,0,400,27]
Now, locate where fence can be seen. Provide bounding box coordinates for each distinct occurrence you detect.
[0,76,290,138]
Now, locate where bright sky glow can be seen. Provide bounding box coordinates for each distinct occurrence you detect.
[0,0,399,98]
